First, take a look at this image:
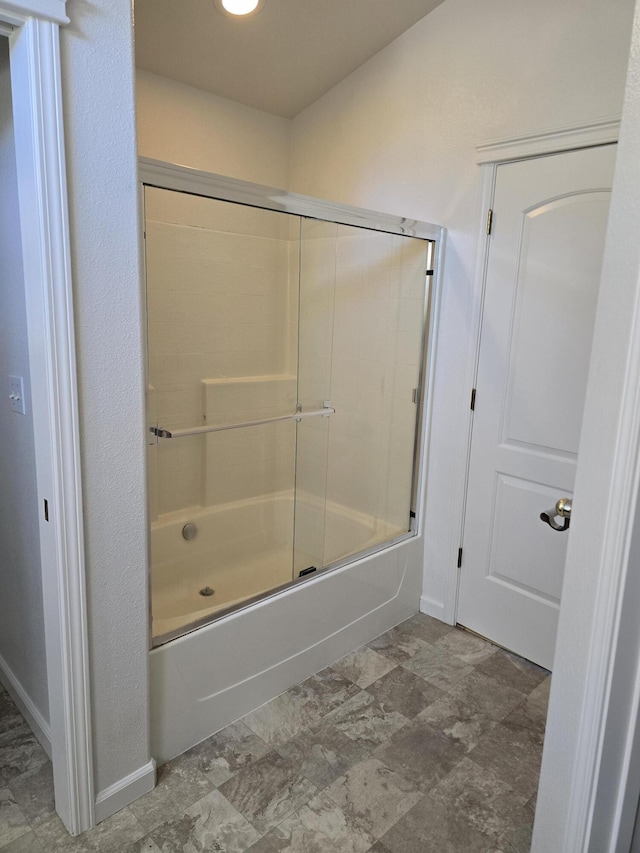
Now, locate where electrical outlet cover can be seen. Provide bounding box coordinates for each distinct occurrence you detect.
[8,375,26,415]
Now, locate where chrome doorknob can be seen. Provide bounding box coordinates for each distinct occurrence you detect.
[540,497,572,531]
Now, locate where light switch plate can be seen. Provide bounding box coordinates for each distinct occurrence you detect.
[9,375,26,415]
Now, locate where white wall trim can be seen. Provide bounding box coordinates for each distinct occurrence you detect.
[2,2,94,836]
[476,116,621,164]
[439,163,498,627]
[0,0,67,26]
[0,653,52,758]
[94,760,156,825]
[419,594,447,622]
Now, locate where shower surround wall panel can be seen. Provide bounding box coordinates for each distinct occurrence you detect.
[142,161,443,763]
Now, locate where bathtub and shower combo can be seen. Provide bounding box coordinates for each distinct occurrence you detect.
[141,159,445,763]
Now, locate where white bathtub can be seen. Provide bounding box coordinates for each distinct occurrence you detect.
[149,491,421,764]
[151,491,403,642]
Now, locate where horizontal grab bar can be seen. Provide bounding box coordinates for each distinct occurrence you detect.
[150,405,335,439]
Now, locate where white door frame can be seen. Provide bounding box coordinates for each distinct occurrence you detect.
[0,0,94,836]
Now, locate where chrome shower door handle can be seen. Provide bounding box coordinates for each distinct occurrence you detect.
[540,497,572,532]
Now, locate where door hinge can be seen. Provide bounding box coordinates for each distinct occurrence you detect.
[426,269,434,276]
[486,208,493,236]
[412,388,419,404]
[457,547,463,569]
[470,388,476,411]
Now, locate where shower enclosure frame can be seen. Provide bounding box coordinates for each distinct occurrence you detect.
[139,157,446,648]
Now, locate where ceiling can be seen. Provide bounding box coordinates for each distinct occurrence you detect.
[134,0,446,119]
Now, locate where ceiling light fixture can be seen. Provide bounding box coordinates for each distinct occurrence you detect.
[214,0,263,17]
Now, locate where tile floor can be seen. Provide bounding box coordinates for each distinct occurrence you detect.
[0,614,550,852]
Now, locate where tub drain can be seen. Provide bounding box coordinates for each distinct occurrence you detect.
[199,586,215,597]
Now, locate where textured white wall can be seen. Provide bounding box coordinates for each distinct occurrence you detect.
[289,0,634,614]
[0,40,49,721]
[59,3,150,797]
[137,70,291,187]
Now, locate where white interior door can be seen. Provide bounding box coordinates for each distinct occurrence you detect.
[458,144,616,670]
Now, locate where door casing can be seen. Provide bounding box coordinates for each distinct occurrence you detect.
[0,0,94,835]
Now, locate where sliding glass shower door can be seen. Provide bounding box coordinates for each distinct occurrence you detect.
[145,184,431,645]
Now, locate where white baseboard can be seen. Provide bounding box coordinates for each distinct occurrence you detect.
[420,594,450,624]
[0,653,52,758]
[94,759,156,824]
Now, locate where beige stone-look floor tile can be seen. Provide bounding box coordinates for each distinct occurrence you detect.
[33,815,93,851]
[502,694,548,743]
[323,692,409,749]
[434,629,498,665]
[276,721,369,790]
[219,751,317,835]
[429,757,527,842]
[468,720,542,801]
[0,787,29,849]
[530,674,551,710]
[296,668,362,716]
[367,630,428,665]
[0,830,45,852]
[124,837,163,853]
[81,807,146,853]
[380,793,492,853]
[246,837,278,853]
[128,757,213,832]
[490,794,536,853]
[366,843,391,853]
[242,688,323,747]
[267,790,375,852]
[324,758,423,839]
[149,789,261,852]
[393,614,455,645]
[444,670,525,722]
[476,649,548,696]
[372,718,466,793]
[509,675,550,735]
[365,666,443,720]
[402,645,474,691]
[489,823,533,853]
[0,694,26,745]
[178,721,271,787]
[417,694,498,753]
[331,648,397,689]
[0,729,49,784]
[7,763,55,827]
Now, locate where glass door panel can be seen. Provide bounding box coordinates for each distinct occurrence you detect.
[295,220,430,570]
[145,186,301,642]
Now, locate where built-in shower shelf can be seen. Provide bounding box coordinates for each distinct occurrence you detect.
[202,374,297,426]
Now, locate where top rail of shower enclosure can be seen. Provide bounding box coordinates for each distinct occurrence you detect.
[139,158,444,241]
